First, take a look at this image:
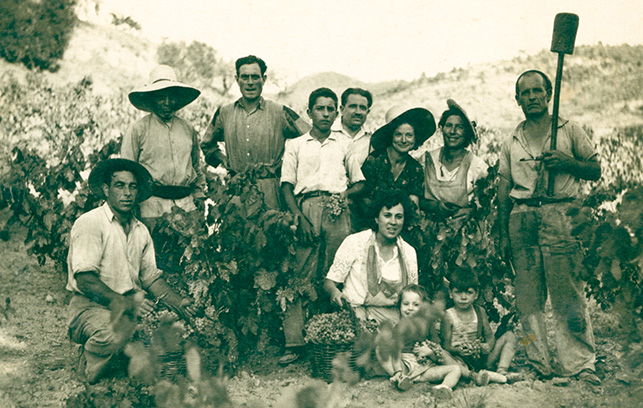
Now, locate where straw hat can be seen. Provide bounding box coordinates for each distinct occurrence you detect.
[370,105,436,152]
[128,65,200,112]
[88,158,153,202]
[442,99,478,143]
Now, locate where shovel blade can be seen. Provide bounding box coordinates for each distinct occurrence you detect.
[551,13,579,54]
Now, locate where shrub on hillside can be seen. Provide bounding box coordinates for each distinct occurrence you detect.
[0,0,77,71]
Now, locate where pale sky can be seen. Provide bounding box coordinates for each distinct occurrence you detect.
[88,0,643,82]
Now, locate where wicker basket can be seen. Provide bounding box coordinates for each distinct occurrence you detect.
[308,341,353,382]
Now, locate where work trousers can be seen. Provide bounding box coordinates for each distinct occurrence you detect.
[68,295,136,379]
[509,202,596,377]
[282,195,351,347]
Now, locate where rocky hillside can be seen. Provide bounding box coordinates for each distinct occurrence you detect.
[4,19,642,135]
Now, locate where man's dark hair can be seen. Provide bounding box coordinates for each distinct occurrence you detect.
[102,167,137,187]
[235,55,267,76]
[515,69,552,97]
[369,190,412,232]
[341,88,373,108]
[449,267,479,292]
[438,108,475,148]
[308,87,338,110]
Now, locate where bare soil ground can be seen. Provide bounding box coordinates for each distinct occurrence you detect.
[1,221,642,407]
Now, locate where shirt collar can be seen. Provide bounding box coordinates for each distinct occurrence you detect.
[305,131,337,142]
[151,113,174,128]
[332,123,370,139]
[100,202,142,230]
[512,117,569,141]
[234,96,265,111]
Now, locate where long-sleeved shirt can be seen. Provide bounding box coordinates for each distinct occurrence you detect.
[121,113,205,218]
[200,97,310,175]
[66,203,162,296]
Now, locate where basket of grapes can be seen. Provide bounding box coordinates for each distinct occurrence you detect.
[304,310,377,382]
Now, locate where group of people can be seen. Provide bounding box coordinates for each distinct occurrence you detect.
[66,55,602,391]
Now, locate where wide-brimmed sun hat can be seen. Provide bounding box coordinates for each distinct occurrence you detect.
[88,158,153,202]
[442,99,478,143]
[128,65,200,112]
[371,105,436,152]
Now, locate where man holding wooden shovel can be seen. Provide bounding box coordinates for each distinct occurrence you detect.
[497,13,601,386]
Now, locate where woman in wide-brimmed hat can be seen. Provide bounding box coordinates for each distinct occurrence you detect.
[358,105,436,227]
[421,99,488,219]
[120,65,205,231]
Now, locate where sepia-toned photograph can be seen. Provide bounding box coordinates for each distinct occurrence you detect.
[1,0,642,406]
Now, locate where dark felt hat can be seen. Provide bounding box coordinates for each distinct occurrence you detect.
[128,65,200,112]
[88,158,153,202]
[371,105,436,152]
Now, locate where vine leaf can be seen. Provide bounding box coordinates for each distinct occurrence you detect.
[254,269,277,291]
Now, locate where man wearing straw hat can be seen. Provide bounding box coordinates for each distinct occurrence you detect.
[122,65,205,231]
[67,159,195,383]
[497,70,601,385]
[200,55,310,210]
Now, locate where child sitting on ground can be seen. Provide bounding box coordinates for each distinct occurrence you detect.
[440,268,522,385]
[376,284,461,396]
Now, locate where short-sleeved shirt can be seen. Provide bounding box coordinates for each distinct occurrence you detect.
[280,132,365,196]
[326,229,418,305]
[331,124,372,168]
[66,203,162,295]
[498,118,597,200]
[200,97,310,174]
[361,148,424,199]
[121,113,205,217]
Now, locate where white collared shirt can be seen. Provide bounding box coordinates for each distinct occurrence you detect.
[331,123,373,167]
[66,203,162,295]
[280,131,365,195]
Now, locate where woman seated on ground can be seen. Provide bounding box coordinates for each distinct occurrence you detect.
[420,99,488,219]
[356,105,436,230]
[323,191,418,324]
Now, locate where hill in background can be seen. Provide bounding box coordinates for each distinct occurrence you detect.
[3,20,642,136]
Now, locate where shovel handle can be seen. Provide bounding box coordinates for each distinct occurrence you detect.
[547,52,565,196]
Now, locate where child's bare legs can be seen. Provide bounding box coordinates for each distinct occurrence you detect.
[417,365,462,389]
[486,331,517,373]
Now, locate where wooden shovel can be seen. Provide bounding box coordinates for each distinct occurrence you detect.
[547,13,579,196]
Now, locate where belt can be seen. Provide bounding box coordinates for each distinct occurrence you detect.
[514,197,575,207]
[297,191,332,202]
[152,182,195,200]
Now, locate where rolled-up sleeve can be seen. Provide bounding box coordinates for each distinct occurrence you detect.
[498,138,512,182]
[280,138,298,186]
[200,107,225,167]
[69,217,103,276]
[139,235,162,289]
[569,122,598,162]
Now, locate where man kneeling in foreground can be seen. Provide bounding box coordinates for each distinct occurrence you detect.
[67,158,195,383]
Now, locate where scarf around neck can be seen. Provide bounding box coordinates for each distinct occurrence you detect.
[365,231,409,298]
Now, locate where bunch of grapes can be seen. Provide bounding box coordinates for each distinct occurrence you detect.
[414,340,445,364]
[458,339,482,360]
[325,194,347,222]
